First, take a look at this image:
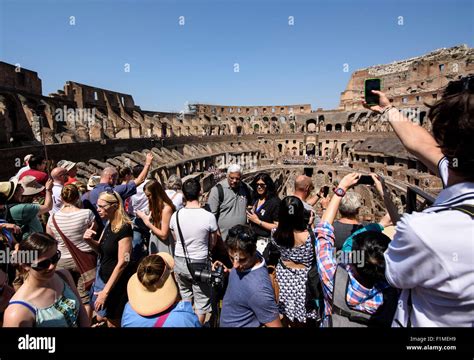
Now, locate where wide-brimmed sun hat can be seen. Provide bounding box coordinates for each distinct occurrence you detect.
[0,179,19,203]
[59,160,77,172]
[19,176,45,196]
[127,252,178,317]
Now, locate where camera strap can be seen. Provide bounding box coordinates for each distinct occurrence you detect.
[176,209,201,282]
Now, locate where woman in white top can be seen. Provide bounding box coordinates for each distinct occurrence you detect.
[46,184,96,317]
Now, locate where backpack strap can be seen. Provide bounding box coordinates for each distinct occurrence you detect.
[331,265,371,326]
[430,204,474,218]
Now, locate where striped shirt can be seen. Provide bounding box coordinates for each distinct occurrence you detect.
[315,221,388,327]
[47,209,95,258]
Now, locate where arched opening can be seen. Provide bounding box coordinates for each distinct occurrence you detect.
[335,123,342,132]
[291,147,298,156]
[236,126,243,135]
[326,124,332,132]
[318,115,325,122]
[278,144,283,153]
[328,172,333,182]
[253,124,260,133]
[419,111,427,126]
[263,116,269,122]
[306,143,316,156]
[306,119,317,133]
[271,116,278,122]
[345,122,352,131]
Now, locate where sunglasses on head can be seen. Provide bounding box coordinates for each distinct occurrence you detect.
[228,228,255,242]
[31,250,61,271]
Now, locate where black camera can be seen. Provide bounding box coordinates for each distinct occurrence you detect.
[194,264,225,287]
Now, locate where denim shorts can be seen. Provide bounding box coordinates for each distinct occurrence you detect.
[89,267,107,318]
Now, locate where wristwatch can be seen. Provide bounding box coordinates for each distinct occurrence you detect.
[333,187,346,197]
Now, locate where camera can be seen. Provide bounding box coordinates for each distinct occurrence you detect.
[194,264,225,287]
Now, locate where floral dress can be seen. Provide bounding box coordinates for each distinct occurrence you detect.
[271,233,319,323]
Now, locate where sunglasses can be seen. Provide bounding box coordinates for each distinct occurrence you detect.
[31,250,61,271]
[228,228,255,242]
[256,183,267,188]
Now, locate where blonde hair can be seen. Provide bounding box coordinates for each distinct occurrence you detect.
[98,191,131,232]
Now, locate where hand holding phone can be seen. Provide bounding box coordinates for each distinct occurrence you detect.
[357,175,375,185]
[364,78,381,106]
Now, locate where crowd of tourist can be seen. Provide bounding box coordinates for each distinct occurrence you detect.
[0,74,472,328]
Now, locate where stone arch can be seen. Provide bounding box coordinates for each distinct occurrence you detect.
[306,119,317,133]
[335,123,342,131]
[326,124,332,132]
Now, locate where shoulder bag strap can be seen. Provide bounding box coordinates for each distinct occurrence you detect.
[52,214,80,255]
[176,209,197,280]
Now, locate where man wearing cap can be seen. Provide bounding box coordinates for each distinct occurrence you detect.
[121,253,201,327]
[50,167,69,215]
[58,160,78,185]
[0,177,53,241]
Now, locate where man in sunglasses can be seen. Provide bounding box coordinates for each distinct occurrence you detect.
[216,224,282,328]
[206,164,253,241]
[365,74,474,327]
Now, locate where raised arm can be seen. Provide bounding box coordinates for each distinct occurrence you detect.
[134,153,154,187]
[365,91,443,175]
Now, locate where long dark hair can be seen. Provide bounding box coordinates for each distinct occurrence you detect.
[145,180,176,227]
[273,196,307,248]
[250,172,276,199]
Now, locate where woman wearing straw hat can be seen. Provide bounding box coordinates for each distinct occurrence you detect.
[0,177,53,241]
[121,253,201,327]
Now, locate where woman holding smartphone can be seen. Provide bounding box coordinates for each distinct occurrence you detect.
[246,173,280,255]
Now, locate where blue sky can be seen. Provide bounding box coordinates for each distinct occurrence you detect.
[0,0,472,112]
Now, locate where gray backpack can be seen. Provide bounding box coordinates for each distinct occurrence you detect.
[329,265,398,327]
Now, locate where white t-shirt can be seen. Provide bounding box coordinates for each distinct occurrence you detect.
[385,158,474,327]
[170,208,218,259]
[50,183,64,215]
[129,181,149,216]
[47,209,95,258]
[165,190,184,211]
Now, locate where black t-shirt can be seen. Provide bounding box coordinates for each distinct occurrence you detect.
[333,220,368,250]
[99,223,133,282]
[250,196,281,238]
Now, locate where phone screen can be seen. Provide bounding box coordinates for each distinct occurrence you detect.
[357,175,375,185]
[365,79,381,105]
[323,186,329,197]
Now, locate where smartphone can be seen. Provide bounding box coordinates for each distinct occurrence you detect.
[357,175,375,185]
[322,186,329,197]
[364,78,381,106]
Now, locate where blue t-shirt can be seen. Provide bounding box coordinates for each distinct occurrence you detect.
[220,260,279,327]
[121,301,201,327]
[82,182,137,226]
